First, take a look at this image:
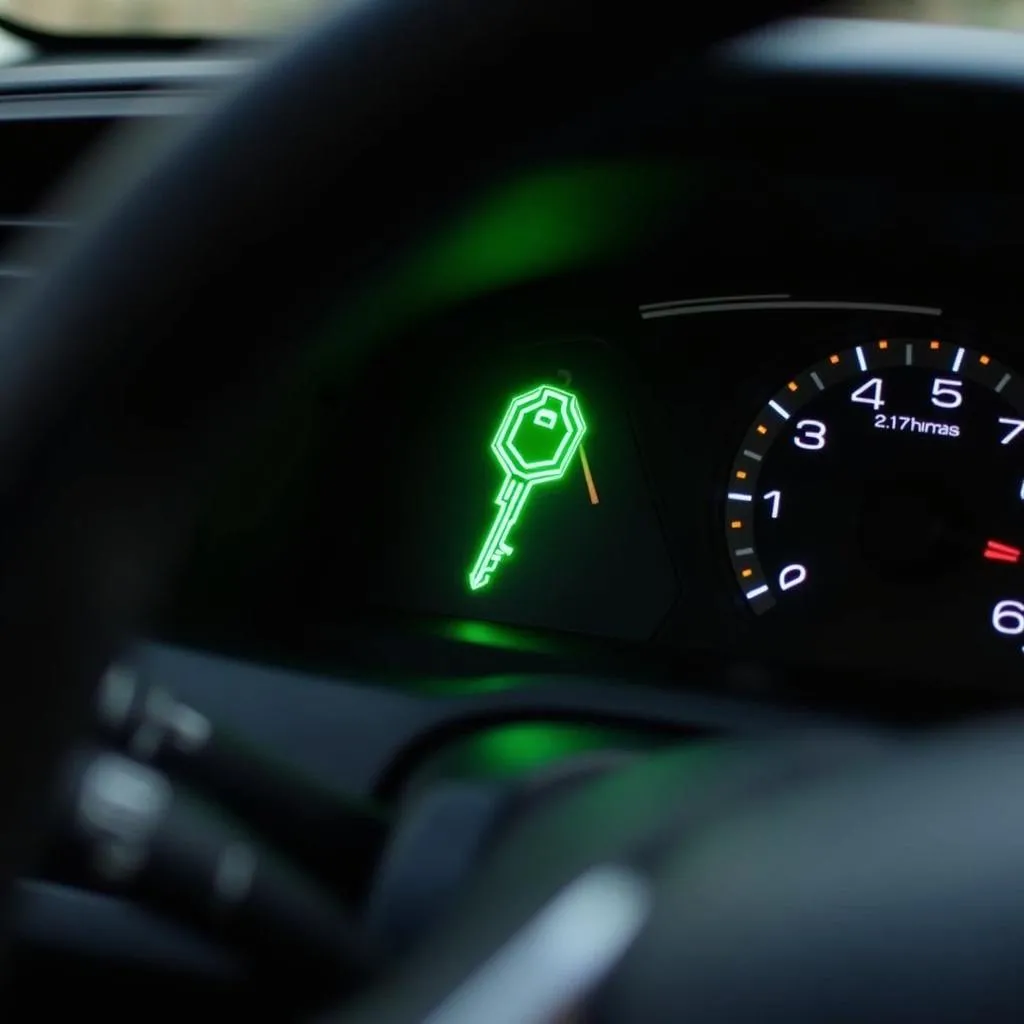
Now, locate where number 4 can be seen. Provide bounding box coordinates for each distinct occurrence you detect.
[851,378,884,410]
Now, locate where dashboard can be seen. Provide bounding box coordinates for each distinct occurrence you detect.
[5,17,1024,727]
[81,19,1012,719]
[161,271,1024,712]
[380,299,1024,686]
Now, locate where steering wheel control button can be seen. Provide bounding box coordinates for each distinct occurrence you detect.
[95,664,137,732]
[130,684,211,759]
[212,840,258,908]
[57,747,369,982]
[97,666,212,761]
[95,669,388,905]
[75,752,171,882]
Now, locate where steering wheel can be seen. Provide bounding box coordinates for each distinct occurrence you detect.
[1,0,1022,1020]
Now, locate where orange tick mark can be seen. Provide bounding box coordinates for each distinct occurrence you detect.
[731,520,742,529]
[829,354,840,365]
[930,340,940,350]
[578,447,599,505]
[735,470,748,480]
[878,339,889,350]
[981,354,992,365]
[787,381,798,392]
[756,424,768,435]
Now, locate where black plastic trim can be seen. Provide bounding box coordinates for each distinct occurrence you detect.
[722,16,1024,83]
[14,878,237,976]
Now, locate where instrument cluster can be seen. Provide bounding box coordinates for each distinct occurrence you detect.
[361,292,1024,695]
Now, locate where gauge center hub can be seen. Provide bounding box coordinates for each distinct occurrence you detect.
[858,478,963,576]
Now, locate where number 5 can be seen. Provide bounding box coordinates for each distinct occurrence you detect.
[931,378,963,409]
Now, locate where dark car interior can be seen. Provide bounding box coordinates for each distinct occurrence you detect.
[3,1,1024,1020]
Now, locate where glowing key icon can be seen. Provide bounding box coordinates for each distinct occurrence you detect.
[468,385,587,591]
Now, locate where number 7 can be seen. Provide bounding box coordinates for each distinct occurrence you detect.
[999,418,1024,445]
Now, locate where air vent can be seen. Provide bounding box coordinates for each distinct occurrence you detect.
[0,56,241,298]
[0,119,110,295]
[0,216,72,265]
[0,216,75,302]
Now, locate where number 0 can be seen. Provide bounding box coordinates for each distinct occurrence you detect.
[779,564,808,591]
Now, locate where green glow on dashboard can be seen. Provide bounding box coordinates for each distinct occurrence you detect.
[413,164,675,300]
[433,620,566,657]
[416,674,534,697]
[324,162,686,356]
[468,384,586,592]
[469,723,623,776]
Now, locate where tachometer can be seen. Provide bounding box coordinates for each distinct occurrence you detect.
[726,338,1024,677]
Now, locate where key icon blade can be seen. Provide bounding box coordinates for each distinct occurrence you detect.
[468,385,587,592]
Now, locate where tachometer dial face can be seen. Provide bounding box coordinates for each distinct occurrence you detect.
[726,338,1024,678]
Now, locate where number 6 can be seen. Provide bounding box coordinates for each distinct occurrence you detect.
[992,600,1024,635]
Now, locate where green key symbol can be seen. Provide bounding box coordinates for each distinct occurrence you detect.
[468,384,587,592]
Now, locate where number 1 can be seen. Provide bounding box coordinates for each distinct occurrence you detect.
[763,490,781,519]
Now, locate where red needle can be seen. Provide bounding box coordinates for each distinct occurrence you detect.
[984,540,1021,564]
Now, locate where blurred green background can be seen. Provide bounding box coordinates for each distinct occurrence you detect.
[3,0,1024,38]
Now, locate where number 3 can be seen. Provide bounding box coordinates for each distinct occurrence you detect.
[793,420,827,451]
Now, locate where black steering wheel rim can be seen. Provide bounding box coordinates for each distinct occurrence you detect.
[0,0,812,889]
